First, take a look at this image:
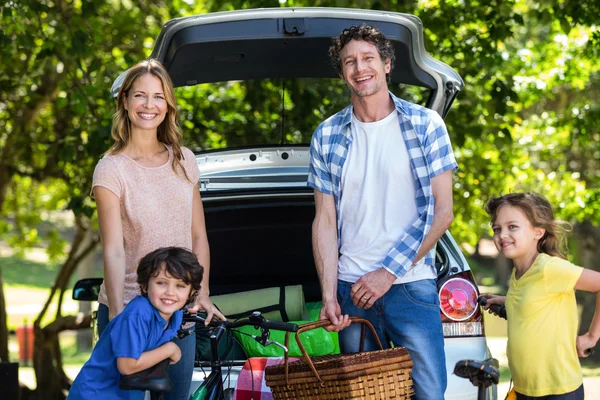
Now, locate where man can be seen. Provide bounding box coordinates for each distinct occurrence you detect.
[308,25,457,400]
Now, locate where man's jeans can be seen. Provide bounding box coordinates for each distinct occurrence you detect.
[98,304,196,400]
[337,279,447,400]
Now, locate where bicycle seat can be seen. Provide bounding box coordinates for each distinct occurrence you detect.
[120,359,173,393]
[454,358,500,388]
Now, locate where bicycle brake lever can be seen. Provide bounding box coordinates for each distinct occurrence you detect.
[264,339,288,353]
[251,334,289,353]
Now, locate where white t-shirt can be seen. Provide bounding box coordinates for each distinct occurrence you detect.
[338,111,437,284]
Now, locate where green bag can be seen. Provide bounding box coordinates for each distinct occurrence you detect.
[233,321,334,357]
[196,285,307,360]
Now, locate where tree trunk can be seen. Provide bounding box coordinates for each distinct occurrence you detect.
[0,268,9,362]
[575,221,600,362]
[76,229,96,352]
[29,213,99,399]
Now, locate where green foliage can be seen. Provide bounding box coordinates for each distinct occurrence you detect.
[0,0,207,258]
[1,0,600,258]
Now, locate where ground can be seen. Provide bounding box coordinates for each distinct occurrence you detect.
[3,244,600,398]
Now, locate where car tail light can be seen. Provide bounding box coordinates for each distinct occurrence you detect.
[438,272,484,337]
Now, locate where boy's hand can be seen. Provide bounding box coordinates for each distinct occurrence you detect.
[187,292,226,325]
[165,342,182,364]
[577,332,598,358]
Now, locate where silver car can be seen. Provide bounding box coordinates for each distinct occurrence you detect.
[112,7,497,400]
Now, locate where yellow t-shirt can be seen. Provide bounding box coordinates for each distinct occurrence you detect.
[506,253,584,396]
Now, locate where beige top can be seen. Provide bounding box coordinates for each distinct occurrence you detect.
[92,145,200,307]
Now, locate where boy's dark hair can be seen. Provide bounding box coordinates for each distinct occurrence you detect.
[485,192,571,260]
[137,247,204,304]
[329,24,396,83]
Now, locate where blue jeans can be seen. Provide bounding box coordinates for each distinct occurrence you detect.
[337,279,447,400]
[516,384,584,400]
[98,304,196,400]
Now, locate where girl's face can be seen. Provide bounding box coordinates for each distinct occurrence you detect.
[124,73,168,133]
[492,205,545,264]
[145,266,192,321]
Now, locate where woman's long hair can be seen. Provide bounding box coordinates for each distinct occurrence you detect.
[485,192,571,259]
[108,59,190,181]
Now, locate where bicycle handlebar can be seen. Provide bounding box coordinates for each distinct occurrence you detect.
[477,297,507,320]
[182,311,299,332]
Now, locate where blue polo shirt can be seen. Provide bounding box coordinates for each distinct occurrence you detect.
[67,296,183,400]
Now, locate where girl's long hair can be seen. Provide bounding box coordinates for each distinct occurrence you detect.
[485,192,571,259]
[108,59,190,182]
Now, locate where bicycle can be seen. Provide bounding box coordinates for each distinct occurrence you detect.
[119,311,298,400]
[453,297,506,400]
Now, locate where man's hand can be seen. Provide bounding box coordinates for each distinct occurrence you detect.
[319,299,350,332]
[351,268,396,309]
[165,342,182,364]
[187,292,226,325]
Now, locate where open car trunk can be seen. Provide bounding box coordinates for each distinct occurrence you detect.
[203,193,321,302]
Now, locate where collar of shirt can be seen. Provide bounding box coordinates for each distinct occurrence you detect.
[334,93,407,139]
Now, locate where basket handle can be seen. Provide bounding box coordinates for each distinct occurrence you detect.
[283,317,384,386]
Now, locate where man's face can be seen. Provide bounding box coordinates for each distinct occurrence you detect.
[339,39,391,98]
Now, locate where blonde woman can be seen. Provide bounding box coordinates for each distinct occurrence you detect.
[92,59,225,400]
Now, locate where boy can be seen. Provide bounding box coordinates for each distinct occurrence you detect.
[68,247,204,399]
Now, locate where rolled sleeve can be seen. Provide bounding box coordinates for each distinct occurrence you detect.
[424,111,458,178]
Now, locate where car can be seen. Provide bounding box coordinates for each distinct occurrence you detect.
[107,7,496,400]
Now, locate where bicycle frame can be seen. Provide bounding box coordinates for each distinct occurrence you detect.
[192,325,237,400]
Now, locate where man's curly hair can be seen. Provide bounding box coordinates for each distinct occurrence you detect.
[329,25,396,83]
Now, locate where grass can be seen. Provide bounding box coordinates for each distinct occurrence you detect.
[1,254,75,290]
[2,252,91,388]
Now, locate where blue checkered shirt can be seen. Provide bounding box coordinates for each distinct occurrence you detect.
[308,92,458,278]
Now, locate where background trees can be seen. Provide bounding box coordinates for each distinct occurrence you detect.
[1,0,600,397]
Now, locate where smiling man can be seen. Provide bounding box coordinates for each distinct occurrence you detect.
[308,25,458,400]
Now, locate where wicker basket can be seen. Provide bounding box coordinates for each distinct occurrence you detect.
[264,317,414,399]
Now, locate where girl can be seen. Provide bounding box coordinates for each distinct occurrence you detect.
[482,192,600,400]
[92,59,226,400]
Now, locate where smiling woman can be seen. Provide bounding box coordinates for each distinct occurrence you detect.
[86,59,226,400]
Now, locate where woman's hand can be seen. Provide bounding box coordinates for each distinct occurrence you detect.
[187,292,226,325]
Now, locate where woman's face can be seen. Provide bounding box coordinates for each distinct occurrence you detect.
[124,73,168,133]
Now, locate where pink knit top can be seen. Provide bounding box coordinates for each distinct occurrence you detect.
[92,145,200,307]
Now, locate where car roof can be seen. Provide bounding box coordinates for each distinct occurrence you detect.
[112,7,464,116]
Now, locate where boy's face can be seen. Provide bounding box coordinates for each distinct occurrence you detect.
[145,265,192,321]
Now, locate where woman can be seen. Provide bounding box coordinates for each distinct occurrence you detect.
[92,59,225,400]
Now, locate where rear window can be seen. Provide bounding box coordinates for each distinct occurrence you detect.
[175,78,430,151]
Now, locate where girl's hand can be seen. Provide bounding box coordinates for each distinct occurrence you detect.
[187,292,226,325]
[576,332,598,358]
[479,293,506,316]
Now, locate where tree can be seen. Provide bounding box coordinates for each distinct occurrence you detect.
[0,0,206,397]
[3,0,600,395]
